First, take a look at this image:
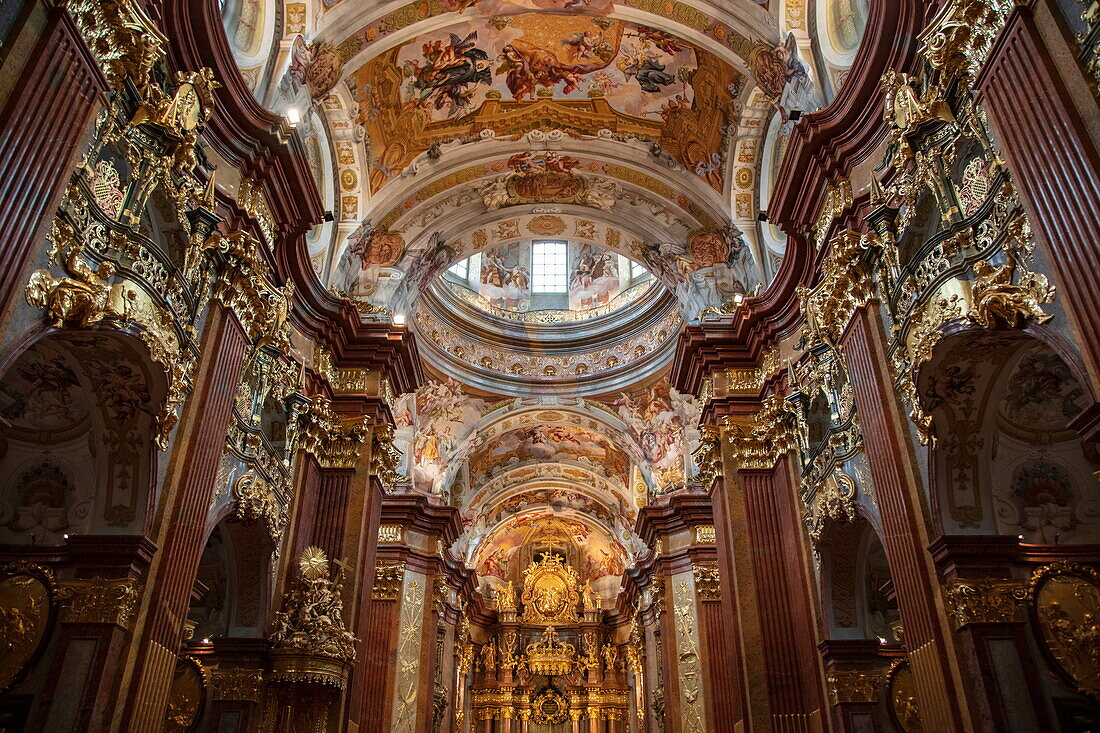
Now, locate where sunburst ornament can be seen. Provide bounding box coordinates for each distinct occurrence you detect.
[299,546,330,580]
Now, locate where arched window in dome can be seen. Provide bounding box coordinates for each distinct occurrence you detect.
[758,111,790,283]
[812,0,870,99]
[441,240,653,322]
[221,0,278,99]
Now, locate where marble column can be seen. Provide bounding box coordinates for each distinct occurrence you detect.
[839,302,970,729]
[116,306,249,732]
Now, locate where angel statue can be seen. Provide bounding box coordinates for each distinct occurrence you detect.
[971,254,1055,329]
[26,244,116,328]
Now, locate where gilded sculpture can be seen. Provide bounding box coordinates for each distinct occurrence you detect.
[270,547,357,676]
[970,254,1055,329]
[26,245,117,329]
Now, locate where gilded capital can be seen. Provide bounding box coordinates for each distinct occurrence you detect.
[943,577,1027,629]
[724,394,800,470]
[58,577,140,628]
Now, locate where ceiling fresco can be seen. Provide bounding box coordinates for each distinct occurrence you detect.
[345,16,741,193]
[468,423,632,485]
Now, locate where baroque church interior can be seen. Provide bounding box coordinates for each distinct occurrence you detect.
[4,0,1100,731]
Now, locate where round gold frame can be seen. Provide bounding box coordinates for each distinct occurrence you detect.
[531,688,569,725]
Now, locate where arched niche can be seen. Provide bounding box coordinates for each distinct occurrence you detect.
[920,329,1100,542]
[190,517,275,641]
[0,331,166,544]
[818,514,899,642]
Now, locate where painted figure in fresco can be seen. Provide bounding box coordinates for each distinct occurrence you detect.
[406,32,493,112]
[497,42,588,99]
[288,36,344,100]
[570,247,619,309]
[479,248,530,309]
[750,34,819,130]
[618,43,676,93]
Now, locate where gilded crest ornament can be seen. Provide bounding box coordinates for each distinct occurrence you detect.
[520,554,581,624]
[886,658,922,732]
[164,655,207,733]
[530,687,570,725]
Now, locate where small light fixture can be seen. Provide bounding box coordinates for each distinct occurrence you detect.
[202,637,212,645]
[877,636,887,645]
[286,107,301,127]
[733,293,745,305]
[1018,534,1025,541]
[393,313,406,326]
[63,534,69,540]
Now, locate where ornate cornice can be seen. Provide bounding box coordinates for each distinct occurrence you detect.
[768,0,929,234]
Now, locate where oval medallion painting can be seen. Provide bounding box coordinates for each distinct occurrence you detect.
[0,564,55,694]
[1031,563,1100,700]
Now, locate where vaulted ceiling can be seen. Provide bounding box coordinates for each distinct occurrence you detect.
[217,0,869,597]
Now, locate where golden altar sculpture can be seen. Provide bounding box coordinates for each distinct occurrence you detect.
[520,553,581,624]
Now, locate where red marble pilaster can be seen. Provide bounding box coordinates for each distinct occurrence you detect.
[739,461,826,724]
[305,464,352,556]
[975,5,1100,392]
[345,480,385,731]
[705,480,746,730]
[0,4,106,326]
[840,303,968,728]
[118,306,249,731]
[358,589,400,732]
